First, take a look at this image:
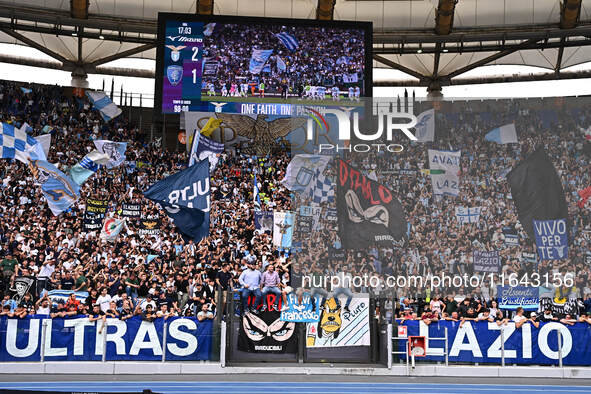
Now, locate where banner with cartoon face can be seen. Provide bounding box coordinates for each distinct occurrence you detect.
[305,296,370,348]
[238,309,297,353]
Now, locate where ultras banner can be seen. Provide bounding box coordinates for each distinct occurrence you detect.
[398,320,591,366]
[0,316,212,361]
[336,159,407,249]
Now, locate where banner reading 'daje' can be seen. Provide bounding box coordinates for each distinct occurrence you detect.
[0,316,212,362]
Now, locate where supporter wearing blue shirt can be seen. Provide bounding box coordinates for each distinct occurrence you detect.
[238,261,262,314]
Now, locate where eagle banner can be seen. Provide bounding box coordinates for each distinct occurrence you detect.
[139,214,160,237]
[336,159,408,249]
[272,211,295,248]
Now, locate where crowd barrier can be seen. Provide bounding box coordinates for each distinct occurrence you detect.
[0,316,213,362]
[1,315,591,368]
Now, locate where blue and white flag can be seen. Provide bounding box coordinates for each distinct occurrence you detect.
[93,140,127,169]
[0,122,46,164]
[47,290,88,305]
[282,154,331,194]
[485,123,518,144]
[309,168,334,205]
[86,91,122,122]
[189,132,224,172]
[249,49,273,74]
[203,22,216,36]
[276,56,286,72]
[29,160,80,215]
[34,134,51,158]
[254,173,262,211]
[273,211,295,248]
[144,159,210,243]
[188,130,201,167]
[20,87,32,94]
[455,206,481,224]
[533,219,568,260]
[275,32,298,52]
[415,109,435,142]
[69,150,110,185]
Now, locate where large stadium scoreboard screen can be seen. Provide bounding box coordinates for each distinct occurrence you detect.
[156,13,372,114]
[161,21,204,113]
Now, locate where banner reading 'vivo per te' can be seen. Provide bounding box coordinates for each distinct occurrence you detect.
[0,316,212,362]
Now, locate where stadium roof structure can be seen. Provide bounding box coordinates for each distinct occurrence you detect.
[2,0,591,93]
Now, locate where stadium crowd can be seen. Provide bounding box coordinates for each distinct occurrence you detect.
[0,80,590,328]
[292,99,591,323]
[201,23,365,98]
[0,80,293,321]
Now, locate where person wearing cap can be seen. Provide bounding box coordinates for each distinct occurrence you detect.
[529,312,540,328]
[238,260,262,314]
[541,308,558,322]
[142,304,156,322]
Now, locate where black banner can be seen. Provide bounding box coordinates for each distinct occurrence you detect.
[296,215,313,235]
[238,308,297,354]
[84,199,109,231]
[121,203,141,218]
[507,148,569,241]
[336,159,408,249]
[139,214,160,237]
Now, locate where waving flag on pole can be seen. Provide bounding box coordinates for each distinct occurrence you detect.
[100,217,125,242]
[0,122,46,164]
[28,160,80,215]
[69,150,110,185]
[485,123,518,144]
[93,140,127,168]
[415,109,435,142]
[276,56,287,72]
[34,134,51,158]
[144,159,210,242]
[249,49,273,74]
[86,91,122,122]
[275,32,299,51]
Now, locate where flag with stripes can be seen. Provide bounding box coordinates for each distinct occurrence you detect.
[309,168,334,205]
[275,32,299,52]
[0,122,46,164]
[86,91,122,122]
[69,150,110,185]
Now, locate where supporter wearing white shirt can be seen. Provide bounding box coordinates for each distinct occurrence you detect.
[513,307,528,328]
[96,287,112,313]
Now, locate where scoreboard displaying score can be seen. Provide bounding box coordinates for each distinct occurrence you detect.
[160,21,204,113]
[155,13,372,114]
